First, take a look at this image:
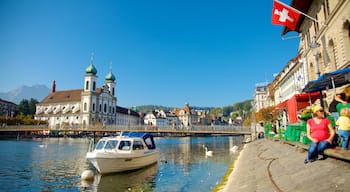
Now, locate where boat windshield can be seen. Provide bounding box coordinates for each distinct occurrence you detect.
[95,140,106,150]
[105,140,118,150]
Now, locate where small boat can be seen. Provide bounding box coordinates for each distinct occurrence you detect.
[86,132,159,174]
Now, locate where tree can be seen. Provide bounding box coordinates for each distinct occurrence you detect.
[17,98,39,116]
[255,106,275,122]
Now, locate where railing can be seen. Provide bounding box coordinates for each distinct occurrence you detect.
[0,124,251,135]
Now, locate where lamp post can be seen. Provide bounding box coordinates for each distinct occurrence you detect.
[310,36,324,108]
[310,36,321,77]
[251,101,257,140]
[128,109,130,129]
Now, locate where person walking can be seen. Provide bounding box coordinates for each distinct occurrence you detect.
[305,105,336,164]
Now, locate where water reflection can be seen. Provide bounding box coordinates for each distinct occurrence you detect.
[0,136,243,192]
[81,163,158,192]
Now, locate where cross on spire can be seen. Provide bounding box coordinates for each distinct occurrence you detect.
[90,52,94,64]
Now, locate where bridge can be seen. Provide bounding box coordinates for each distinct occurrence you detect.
[0,125,252,137]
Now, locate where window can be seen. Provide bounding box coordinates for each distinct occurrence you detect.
[105,140,118,150]
[92,103,95,112]
[118,141,131,150]
[95,141,106,150]
[133,141,144,150]
[99,104,102,112]
[85,81,89,90]
[104,104,107,113]
[84,103,87,111]
[323,0,330,20]
[112,88,115,96]
[313,15,319,34]
[93,81,96,91]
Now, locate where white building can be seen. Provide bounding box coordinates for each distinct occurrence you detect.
[253,83,268,112]
[35,58,139,129]
[143,110,179,127]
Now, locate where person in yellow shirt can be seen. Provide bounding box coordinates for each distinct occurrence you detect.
[336,108,350,149]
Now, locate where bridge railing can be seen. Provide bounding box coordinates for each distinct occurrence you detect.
[0,124,251,134]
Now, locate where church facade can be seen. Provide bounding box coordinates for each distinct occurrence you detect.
[35,59,138,129]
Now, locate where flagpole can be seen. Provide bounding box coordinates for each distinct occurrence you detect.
[275,0,318,23]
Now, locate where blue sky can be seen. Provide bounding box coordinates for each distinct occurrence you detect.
[0,0,299,108]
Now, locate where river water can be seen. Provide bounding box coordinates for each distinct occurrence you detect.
[0,135,243,192]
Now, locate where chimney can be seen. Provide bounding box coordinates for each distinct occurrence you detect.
[51,80,56,93]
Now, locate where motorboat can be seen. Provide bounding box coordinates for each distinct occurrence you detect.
[86,132,159,174]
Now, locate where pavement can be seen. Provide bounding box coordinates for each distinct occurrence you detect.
[220,139,350,192]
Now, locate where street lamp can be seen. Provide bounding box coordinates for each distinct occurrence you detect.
[310,35,325,108]
[310,36,321,77]
[128,109,130,129]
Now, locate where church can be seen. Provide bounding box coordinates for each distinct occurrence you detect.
[35,58,139,129]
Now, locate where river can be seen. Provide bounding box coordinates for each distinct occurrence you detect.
[0,135,243,192]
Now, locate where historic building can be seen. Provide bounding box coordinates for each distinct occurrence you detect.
[0,98,17,118]
[254,0,350,124]
[143,109,180,127]
[253,83,269,112]
[174,103,200,127]
[35,58,139,129]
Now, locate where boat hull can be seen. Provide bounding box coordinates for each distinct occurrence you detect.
[86,150,159,174]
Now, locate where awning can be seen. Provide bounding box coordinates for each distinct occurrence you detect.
[302,68,350,92]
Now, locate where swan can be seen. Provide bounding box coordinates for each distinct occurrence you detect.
[204,146,213,156]
[230,145,238,153]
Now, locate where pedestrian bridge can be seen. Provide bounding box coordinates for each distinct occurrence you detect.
[0,125,252,136]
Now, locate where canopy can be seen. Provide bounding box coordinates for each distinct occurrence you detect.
[302,68,350,92]
[273,92,323,123]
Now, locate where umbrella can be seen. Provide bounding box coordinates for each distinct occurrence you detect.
[302,67,350,92]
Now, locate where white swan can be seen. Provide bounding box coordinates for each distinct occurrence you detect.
[230,145,238,153]
[204,146,213,156]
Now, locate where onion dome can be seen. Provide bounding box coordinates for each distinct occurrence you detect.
[105,71,116,82]
[86,64,97,75]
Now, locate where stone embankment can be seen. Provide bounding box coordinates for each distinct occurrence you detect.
[219,139,350,192]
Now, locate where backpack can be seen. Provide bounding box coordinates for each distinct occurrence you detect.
[332,133,340,148]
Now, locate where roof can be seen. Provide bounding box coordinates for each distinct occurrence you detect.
[86,63,98,74]
[282,0,313,35]
[116,106,140,117]
[0,98,17,106]
[40,89,83,104]
[105,71,116,82]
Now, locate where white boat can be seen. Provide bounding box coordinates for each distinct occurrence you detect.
[86,132,159,174]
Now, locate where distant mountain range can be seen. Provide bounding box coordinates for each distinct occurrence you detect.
[0,85,50,104]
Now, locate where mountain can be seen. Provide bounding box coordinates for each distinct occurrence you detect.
[0,85,50,104]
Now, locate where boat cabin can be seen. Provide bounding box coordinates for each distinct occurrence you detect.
[94,132,156,151]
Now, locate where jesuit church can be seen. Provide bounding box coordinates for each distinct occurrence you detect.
[35,58,139,129]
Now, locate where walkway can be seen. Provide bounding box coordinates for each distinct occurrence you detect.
[221,139,350,192]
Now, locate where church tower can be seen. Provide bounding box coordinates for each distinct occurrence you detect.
[81,54,98,127]
[84,54,98,92]
[105,69,116,96]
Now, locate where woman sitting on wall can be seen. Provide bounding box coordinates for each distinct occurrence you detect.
[305,105,336,164]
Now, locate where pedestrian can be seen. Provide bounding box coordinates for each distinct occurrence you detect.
[329,91,347,120]
[336,107,350,150]
[305,105,336,164]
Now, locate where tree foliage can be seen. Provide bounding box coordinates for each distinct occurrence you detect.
[17,98,38,116]
[255,106,275,122]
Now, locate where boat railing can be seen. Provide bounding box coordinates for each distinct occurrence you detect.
[87,138,95,152]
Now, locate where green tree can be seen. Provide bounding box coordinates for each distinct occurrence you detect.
[17,98,39,116]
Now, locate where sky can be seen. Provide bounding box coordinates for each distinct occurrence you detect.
[0,0,300,108]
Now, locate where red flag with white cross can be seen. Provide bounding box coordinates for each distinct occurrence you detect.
[272,0,301,31]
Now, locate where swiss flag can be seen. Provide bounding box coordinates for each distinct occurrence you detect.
[272,0,301,31]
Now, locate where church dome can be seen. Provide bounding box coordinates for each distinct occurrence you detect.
[105,71,116,81]
[86,64,97,74]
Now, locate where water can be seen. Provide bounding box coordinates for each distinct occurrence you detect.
[0,136,243,192]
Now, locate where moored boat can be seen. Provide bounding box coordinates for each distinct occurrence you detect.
[86,132,158,174]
